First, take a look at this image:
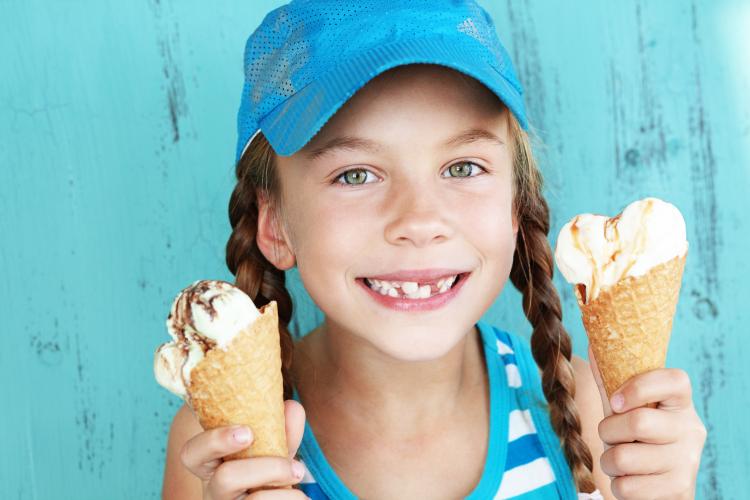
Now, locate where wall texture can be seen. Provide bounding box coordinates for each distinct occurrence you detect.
[2,1,748,498]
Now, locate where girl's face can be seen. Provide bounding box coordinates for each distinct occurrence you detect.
[271,64,517,361]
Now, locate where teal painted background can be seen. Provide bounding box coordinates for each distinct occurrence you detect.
[2,1,748,498]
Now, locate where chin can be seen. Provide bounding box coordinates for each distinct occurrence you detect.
[366,324,471,362]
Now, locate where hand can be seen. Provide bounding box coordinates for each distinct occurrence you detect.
[589,347,707,500]
[180,400,309,500]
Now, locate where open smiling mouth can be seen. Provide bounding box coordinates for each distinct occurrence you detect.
[357,272,470,300]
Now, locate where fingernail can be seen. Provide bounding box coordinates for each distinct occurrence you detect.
[232,426,252,444]
[611,393,624,411]
[292,460,305,480]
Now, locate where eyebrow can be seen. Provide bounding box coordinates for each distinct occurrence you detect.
[303,127,504,160]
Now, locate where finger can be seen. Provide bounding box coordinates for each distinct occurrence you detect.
[598,407,681,445]
[611,470,694,500]
[284,400,306,458]
[208,457,306,499]
[611,368,693,414]
[600,442,674,477]
[588,346,613,418]
[181,425,254,480]
[246,488,310,499]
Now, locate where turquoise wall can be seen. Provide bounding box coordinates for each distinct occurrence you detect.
[2,1,748,498]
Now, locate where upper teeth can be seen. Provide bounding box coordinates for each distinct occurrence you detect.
[365,275,459,299]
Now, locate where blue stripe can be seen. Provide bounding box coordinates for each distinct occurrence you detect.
[495,329,513,347]
[507,393,522,413]
[505,433,546,471]
[298,482,328,500]
[500,352,518,365]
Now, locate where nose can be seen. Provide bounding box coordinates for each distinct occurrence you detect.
[383,182,455,247]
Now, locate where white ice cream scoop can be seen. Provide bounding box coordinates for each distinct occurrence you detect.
[554,198,688,303]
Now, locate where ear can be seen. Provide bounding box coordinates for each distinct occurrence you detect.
[511,208,520,238]
[256,193,296,270]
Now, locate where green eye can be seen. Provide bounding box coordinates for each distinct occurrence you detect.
[337,168,372,185]
[446,161,481,178]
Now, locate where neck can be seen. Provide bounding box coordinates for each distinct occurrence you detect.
[293,320,488,438]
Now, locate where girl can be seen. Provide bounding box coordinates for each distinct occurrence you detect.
[163,1,706,499]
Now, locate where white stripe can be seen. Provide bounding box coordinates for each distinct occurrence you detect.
[496,339,514,354]
[505,363,522,388]
[298,460,316,484]
[495,457,556,499]
[507,409,536,442]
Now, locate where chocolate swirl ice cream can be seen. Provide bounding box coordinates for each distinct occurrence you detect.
[154,280,260,399]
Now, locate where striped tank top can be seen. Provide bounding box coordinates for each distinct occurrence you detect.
[292,321,603,499]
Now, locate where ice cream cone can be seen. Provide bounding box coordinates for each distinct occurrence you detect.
[575,254,686,399]
[187,301,287,459]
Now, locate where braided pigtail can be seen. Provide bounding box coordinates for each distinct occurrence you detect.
[508,117,597,493]
[226,132,295,400]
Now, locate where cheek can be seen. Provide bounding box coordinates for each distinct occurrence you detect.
[288,197,372,261]
[282,197,373,303]
[463,190,518,299]
[462,186,517,253]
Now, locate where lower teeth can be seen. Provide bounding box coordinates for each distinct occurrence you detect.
[366,276,459,299]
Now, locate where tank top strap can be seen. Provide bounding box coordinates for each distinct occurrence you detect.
[504,330,578,499]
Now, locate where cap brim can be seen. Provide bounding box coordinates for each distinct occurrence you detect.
[252,37,527,157]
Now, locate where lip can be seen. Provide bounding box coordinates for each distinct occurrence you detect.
[356,272,471,312]
[361,268,469,282]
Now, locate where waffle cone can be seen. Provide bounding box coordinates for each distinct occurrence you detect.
[575,254,686,399]
[187,301,287,459]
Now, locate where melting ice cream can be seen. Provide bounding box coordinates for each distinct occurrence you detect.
[554,198,688,303]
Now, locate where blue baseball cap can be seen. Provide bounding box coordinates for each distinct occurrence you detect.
[235,0,527,161]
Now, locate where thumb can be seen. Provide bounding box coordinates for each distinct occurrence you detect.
[588,346,613,418]
[284,399,306,458]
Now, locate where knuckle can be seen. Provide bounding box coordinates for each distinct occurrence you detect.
[685,445,703,470]
[211,462,232,487]
[208,428,228,452]
[611,475,644,500]
[598,450,609,474]
[611,476,631,498]
[179,441,194,469]
[273,458,295,479]
[180,441,190,468]
[696,421,708,441]
[669,369,691,395]
[597,418,609,441]
[628,382,647,404]
[610,445,631,472]
[628,408,650,438]
[674,475,693,497]
[651,472,693,500]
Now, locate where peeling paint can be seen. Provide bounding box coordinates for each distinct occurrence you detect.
[150,0,188,144]
[687,2,723,497]
[505,0,546,129]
